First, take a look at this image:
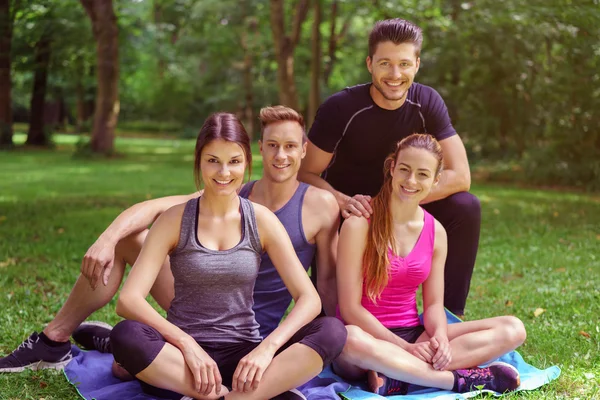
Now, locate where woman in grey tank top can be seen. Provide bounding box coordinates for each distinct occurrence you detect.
[110,113,325,399]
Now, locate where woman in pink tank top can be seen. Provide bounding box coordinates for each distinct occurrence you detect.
[333,134,527,395]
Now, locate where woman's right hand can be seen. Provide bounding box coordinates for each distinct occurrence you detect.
[180,338,222,396]
[406,342,435,364]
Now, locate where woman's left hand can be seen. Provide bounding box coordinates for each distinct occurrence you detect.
[429,335,452,370]
[232,343,276,392]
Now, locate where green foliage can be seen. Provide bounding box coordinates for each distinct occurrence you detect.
[0,134,599,398]
[7,0,600,188]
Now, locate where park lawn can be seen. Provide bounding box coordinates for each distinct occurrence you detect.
[0,134,599,399]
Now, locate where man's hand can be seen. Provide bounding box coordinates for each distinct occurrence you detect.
[338,193,373,219]
[81,237,117,289]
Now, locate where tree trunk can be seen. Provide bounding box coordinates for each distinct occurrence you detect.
[0,0,13,148]
[75,76,86,132]
[269,0,309,111]
[80,0,119,155]
[447,0,461,124]
[240,1,257,139]
[324,1,350,87]
[26,33,51,146]
[308,0,322,127]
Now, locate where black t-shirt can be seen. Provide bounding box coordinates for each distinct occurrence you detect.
[308,83,456,197]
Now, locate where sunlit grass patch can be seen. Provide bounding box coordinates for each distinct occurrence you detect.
[1,136,598,398]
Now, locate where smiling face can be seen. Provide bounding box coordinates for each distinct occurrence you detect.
[259,120,306,184]
[200,139,247,196]
[367,41,420,109]
[390,146,440,203]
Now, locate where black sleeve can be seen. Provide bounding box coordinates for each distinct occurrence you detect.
[307,94,346,153]
[423,87,457,141]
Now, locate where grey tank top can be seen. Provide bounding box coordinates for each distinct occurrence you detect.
[167,196,263,344]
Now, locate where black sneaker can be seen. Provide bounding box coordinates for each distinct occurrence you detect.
[367,369,409,396]
[72,321,113,353]
[0,332,72,372]
[455,361,520,393]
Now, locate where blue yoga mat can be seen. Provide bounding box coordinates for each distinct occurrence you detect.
[64,312,560,399]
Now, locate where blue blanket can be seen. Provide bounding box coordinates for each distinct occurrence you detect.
[64,313,560,399]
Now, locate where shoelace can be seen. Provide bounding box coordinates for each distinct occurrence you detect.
[460,367,493,387]
[16,336,38,352]
[92,336,111,353]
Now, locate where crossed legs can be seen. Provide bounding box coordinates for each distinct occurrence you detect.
[334,316,526,390]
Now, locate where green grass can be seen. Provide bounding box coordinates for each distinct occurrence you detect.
[1,134,599,399]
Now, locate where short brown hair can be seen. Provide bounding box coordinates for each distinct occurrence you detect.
[258,106,307,143]
[368,19,423,58]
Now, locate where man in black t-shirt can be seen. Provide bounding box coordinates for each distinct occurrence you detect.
[299,19,480,317]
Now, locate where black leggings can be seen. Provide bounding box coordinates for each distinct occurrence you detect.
[111,317,347,398]
[422,191,481,315]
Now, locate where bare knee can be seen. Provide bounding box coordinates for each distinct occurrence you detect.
[115,230,147,266]
[343,325,376,360]
[501,316,526,347]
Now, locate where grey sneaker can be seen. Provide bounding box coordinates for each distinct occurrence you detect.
[72,321,113,353]
[455,361,520,393]
[0,332,72,372]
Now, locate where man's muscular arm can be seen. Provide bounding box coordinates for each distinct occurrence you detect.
[299,141,372,218]
[421,135,471,204]
[308,187,341,316]
[82,192,200,289]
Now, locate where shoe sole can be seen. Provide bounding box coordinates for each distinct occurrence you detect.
[487,361,521,390]
[0,358,72,373]
[78,320,113,330]
[287,388,307,400]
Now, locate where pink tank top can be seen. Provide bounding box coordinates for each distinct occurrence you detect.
[361,209,435,328]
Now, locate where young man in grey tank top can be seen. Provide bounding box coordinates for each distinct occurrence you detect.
[0,106,342,391]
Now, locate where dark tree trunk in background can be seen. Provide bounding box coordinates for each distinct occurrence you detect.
[0,0,13,148]
[447,0,461,124]
[240,1,257,139]
[308,0,322,127]
[323,0,350,87]
[269,0,309,111]
[26,33,52,146]
[81,0,119,155]
[75,78,86,132]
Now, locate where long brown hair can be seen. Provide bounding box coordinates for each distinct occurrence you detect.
[363,133,443,301]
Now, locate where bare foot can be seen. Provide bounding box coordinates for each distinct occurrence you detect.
[367,369,384,393]
[111,360,133,381]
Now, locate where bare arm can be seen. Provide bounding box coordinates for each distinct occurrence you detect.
[311,188,341,316]
[256,205,322,350]
[82,192,200,288]
[336,216,410,349]
[116,205,223,395]
[422,135,471,204]
[115,205,188,343]
[229,205,323,391]
[421,219,450,370]
[298,140,372,218]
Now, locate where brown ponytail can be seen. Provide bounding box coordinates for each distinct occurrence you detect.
[363,134,443,301]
